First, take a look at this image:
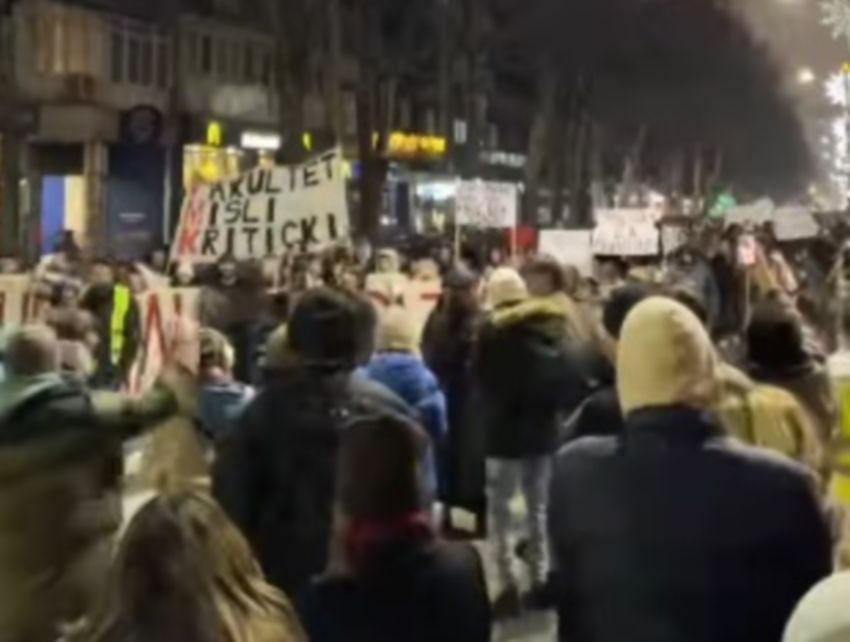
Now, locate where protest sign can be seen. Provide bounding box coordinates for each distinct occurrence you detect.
[456,180,518,228]
[538,230,594,276]
[592,208,660,256]
[366,274,442,344]
[0,275,47,326]
[661,225,688,256]
[129,287,200,393]
[774,206,819,241]
[172,148,349,263]
[725,198,774,226]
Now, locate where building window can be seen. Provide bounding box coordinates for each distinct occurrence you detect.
[243,42,254,82]
[215,38,227,78]
[200,34,212,75]
[260,49,272,86]
[110,30,125,82]
[127,36,141,84]
[140,38,153,85]
[156,40,169,88]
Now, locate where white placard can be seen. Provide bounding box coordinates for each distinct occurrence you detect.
[594,207,660,227]
[661,226,688,255]
[774,206,819,241]
[538,230,594,276]
[456,180,518,228]
[591,208,659,256]
[171,148,350,263]
[725,198,774,226]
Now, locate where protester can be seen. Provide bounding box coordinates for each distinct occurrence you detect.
[522,255,595,345]
[50,305,96,382]
[361,306,447,490]
[0,324,189,642]
[213,288,416,596]
[549,297,832,642]
[80,262,141,390]
[564,284,650,443]
[421,266,485,536]
[747,300,837,452]
[198,328,255,444]
[665,246,722,330]
[300,413,491,642]
[77,491,305,642]
[476,266,588,617]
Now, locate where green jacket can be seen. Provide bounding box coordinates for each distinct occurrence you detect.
[0,373,178,639]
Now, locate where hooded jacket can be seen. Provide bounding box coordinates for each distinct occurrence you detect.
[549,298,832,642]
[0,373,179,640]
[213,368,417,596]
[475,298,589,458]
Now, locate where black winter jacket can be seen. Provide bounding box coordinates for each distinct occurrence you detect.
[213,368,415,596]
[475,299,590,458]
[549,406,832,642]
[300,538,491,642]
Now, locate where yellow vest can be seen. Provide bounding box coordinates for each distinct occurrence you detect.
[109,285,131,366]
[829,353,850,502]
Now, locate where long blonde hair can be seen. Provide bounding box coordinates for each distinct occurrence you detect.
[83,492,305,642]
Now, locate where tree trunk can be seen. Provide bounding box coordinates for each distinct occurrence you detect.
[462,0,484,177]
[524,64,559,225]
[436,0,451,143]
[325,0,344,143]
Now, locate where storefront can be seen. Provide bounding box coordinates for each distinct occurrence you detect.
[180,117,280,192]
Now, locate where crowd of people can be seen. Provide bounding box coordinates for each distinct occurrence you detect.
[2,225,850,642]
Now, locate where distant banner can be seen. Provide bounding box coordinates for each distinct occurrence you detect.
[538,230,594,276]
[592,208,660,257]
[774,206,819,241]
[725,198,774,226]
[456,181,518,229]
[172,148,350,263]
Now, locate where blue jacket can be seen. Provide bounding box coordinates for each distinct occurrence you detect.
[361,353,448,447]
[198,381,254,442]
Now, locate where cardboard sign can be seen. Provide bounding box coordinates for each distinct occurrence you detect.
[774,206,819,241]
[172,148,350,263]
[366,274,442,345]
[538,230,594,276]
[129,287,200,393]
[0,275,48,327]
[456,180,518,229]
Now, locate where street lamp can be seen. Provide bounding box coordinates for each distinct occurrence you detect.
[798,67,817,85]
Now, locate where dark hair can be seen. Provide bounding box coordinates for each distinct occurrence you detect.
[288,287,371,370]
[338,414,428,522]
[747,301,810,375]
[668,287,708,327]
[602,285,650,339]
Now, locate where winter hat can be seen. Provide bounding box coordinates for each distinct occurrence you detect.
[289,287,364,370]
[377,306,418,354]
[618,297,719,415]
[485,267,528,309]
[784,572,850,642]
[603,284,651,339]
[747,300,810,376]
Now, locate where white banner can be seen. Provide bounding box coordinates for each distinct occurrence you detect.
[172,148,350,263]
[538,230,594,276]
[591,208,659,256]
[456,180,518,228]
[774,206,819,241]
